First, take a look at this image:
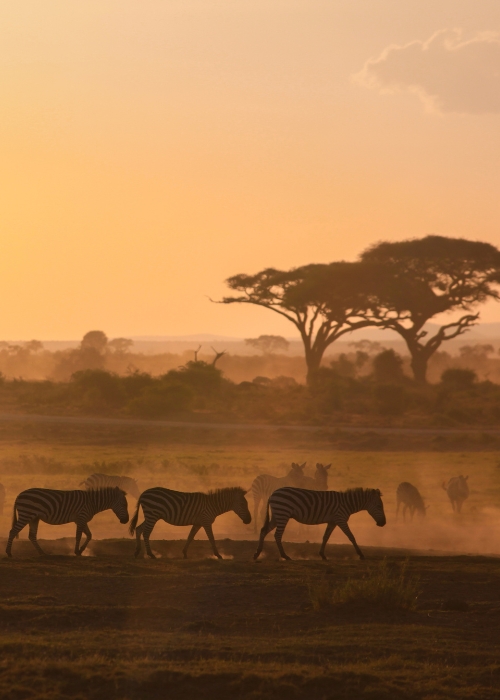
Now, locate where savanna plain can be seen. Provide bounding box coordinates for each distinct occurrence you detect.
[1,419,500,699]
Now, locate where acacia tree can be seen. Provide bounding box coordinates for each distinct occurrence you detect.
[221,262,385,383]
[360,236,500,383]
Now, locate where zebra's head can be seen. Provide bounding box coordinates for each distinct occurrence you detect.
[231,487,251,525]
[314,463,331,489]
[289,462,306,482]
[111,487,130,524]
[366,489,386,527]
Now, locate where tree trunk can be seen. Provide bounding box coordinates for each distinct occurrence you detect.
[304,347,325,385]
[410,352,428,384]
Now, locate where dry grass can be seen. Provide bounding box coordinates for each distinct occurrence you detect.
[309,559,420,611]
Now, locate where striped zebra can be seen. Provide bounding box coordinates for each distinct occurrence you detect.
[299,463,331,491]
[396,482,427,521]
[80,474,140,499]
[130,486,251,559]
[250,462,306,532]
[254,486,386,561]
[442,475,469,513]
[6,487,129,557]
[0,482,5,516]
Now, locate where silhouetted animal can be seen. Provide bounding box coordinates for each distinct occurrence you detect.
[396,482,427,521]
[80,474,140,499]
[298,464,331,491]
[6,487,129,557]
[442,475,469,513]
[254,487,386,561]
[0,482,5,516]
[130,486,251,559]
[250,462,306,531]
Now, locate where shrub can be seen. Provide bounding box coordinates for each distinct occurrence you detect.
[374,383,408,415]
[441,368,477,390]
[308,559,420,611]
[372,349,404,383]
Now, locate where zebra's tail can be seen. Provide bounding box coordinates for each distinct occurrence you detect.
[11,504,19,539]
[129,498,142,536]
[263,497,271,531]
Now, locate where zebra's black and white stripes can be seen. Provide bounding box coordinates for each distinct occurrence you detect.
[130,486,251,559]
[6,487,129,557]
[254,487,386,561]
[250,463,305,531]
[80,473,140,499]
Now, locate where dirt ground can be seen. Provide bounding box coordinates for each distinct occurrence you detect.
[1,539,500,700]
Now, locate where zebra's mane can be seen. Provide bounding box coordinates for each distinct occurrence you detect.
[207,487,246,497]
[344,487,382,497]
[86,486,126,496]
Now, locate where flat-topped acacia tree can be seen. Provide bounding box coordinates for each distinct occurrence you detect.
[221,262,386,384]
[360,235,500,383]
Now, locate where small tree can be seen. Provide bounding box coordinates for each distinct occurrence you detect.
[360,236,500,383]
[108,338,134,355]
[372,349,405,383]
[81,330,108,354]
[244,335,290,354]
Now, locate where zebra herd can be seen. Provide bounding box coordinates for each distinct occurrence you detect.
[0,466,471,560]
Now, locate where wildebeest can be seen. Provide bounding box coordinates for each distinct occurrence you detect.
[396,482,427,521]
[442,475,469,513]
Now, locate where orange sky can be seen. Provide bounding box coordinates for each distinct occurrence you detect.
[2,1,500,340]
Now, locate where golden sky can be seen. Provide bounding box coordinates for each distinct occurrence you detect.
[2,1,500,339]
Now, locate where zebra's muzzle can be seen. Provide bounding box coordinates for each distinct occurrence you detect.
[376,518,386,527]
[120,517,129,524]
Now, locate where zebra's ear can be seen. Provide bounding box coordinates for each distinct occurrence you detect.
[299,462,306,468]
[325,464,331,470]
[464,475,469,481]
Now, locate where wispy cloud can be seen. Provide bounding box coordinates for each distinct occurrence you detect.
[353,29,500,115]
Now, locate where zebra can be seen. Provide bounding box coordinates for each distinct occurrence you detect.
[442,475,469,513]
[6,487,129,557]
[396,482,427,521]
[250,462,306,531]
[80,474,140,500]
[0,482,5,516]
[298,463,331,491]
[254,486,386,561]
[130,486,251,560]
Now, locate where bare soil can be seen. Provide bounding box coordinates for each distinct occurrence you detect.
[1,539,500,699]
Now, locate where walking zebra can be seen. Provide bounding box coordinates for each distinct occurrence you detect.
[442,475,469,513]
[130,486,251,559]
[250,462,306,532]
[299,463,331,490]
[254,487,386,561]
[0,482,5,516]
[80,474,140,499]
[396,482,427,521]
[6,487,129,557]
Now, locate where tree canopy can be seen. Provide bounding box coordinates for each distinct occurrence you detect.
[360,235,500,382]
[222,261,386,381]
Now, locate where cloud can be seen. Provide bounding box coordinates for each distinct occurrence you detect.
[353,29,500,115]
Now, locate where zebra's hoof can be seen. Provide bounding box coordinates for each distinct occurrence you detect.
[147,553,156,560]
[320,555,327,561]
[253,553,259,560]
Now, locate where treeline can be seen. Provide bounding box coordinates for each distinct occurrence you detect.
[2,349,500,427]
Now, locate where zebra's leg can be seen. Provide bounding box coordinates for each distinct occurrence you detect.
[274,519,291,561]
[396,499,400,521]
[319,523,336,560]
[253,513,276,560]
[203,524,223,560]
[253,496,260,533]
[337,522,365,560]
[182,524,202,559]
[410,506,415,522]
[75,523,92,556]
[142,522,157,559]
[28,519,45,556]
[402,504,407,522]
[6,516,30,557]
[134,521,145,558]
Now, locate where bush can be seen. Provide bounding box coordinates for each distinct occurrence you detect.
[127,383,193,418]
[441,368,477,390]
[372,349,404,383]
[308,559,420,611]
[374,383,408,415]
